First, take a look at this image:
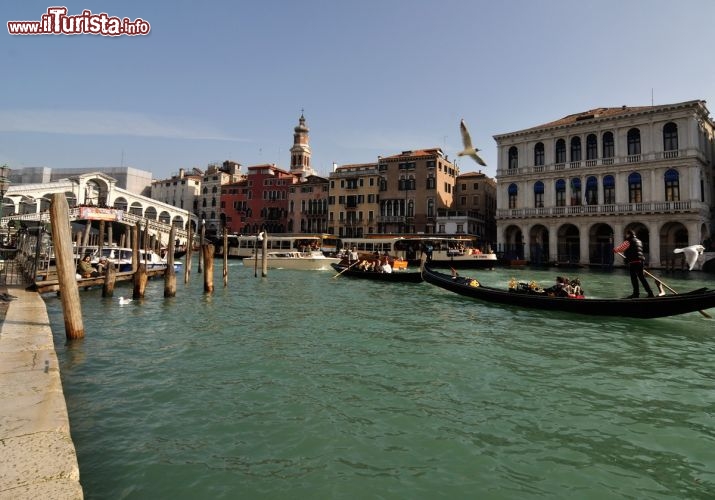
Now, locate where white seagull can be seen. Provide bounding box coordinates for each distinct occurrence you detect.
[118,296,133,305]
[673,244,705,271]
[458,119,487,167]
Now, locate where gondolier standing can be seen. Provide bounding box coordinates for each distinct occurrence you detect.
[613,229,654,298]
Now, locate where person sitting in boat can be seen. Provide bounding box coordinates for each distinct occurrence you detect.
[77,255,99,278]
[545,276,570,297]
[381,256,392,274]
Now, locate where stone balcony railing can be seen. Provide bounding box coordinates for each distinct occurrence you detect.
[496,199,708,220]
[497,148,701,178]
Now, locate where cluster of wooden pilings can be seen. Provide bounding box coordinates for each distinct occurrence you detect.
[49,194,270,340]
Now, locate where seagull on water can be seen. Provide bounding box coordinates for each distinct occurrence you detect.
[673,244,705,271]
[458,119,487,167]
[118,296,133,305]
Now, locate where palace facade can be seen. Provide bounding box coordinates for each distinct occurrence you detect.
[493,99,715,267]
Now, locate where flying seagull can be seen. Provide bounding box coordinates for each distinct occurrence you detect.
[458,119,487,167]
[673,244,705,271]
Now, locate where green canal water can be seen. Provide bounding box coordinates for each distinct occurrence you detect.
[46,262,715,499]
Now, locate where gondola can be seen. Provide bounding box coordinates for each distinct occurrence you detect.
[421,265,715,319]
[331,263,424,283]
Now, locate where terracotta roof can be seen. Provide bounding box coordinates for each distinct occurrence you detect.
[496,100,708,138]
[534,106,653,129]
[380,148,443,160]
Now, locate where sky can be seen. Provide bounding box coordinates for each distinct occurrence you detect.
[1,0,714,181]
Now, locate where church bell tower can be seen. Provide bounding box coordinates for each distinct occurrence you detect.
[290,112,314,177]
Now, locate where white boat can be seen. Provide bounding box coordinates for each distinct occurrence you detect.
[248,250,341,270]
[228,234,341,259]
[91,247,182,272]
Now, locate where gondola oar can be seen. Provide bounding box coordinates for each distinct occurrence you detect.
[616,252,712,318]
[332,260,359,278]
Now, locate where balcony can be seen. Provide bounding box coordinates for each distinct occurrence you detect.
[497,149,688,177]
[496,199,706,220]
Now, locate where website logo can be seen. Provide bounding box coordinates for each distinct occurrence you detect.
[7,7,151,36]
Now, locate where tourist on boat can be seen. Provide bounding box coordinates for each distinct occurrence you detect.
[613,230,655,298]
[77,255,99,278]
[349,247,359,263]
[381,256,392,274]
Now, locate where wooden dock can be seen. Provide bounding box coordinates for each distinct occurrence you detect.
[28,268,168,294]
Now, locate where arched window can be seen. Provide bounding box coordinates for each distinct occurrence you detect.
[664,168,679,201]
[663,122,678,152]
[585,176,598,205]
[534,181,544,208]
[508,147,518,170]
[627,128,641,156]
[555,179,566,207]
[602,132,614,158]
[603,175,616,205]
[555,139,566,164]
[628,172,642,203]
[570,137,582,162]
[508,183,518,209]
[534,142,545,166]
[570,178,581,205]
[586,134,597,160]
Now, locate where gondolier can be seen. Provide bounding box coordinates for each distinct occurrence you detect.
[613,230,654,298]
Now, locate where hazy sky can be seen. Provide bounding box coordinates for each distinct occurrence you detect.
[2,0,714,180]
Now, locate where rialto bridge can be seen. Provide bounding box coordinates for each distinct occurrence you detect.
[0,172,195,243]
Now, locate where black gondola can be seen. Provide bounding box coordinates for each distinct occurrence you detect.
[422,265,715,319]
[331,263,424,283]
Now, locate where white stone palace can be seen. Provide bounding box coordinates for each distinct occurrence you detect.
[493,99,715,268]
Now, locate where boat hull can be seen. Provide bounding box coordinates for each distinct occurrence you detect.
[422,265,715,319]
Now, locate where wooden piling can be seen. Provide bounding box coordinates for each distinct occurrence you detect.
[184,221,192,283]
[102,264,117,297]
[133,222,147,299]
[82,220,92,248]
[198,220,205,273]
[261,232,268,277]
[223,226,228,287]
[50,193,84,340]
[164,226,177,297]
[98,220,105,254]
[203,244,214,293]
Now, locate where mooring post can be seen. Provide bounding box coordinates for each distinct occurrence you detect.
[184,221,192,283]
[102,263,117,297]
[261,232,268,277]
[82,219,92,249]
[164,226,177,297]
[223,225,228,287]
[98,220,105,255]
[50,193,84,340]
[203,244,214,293]
[133,222,147,299]
[198,219,205,274]
[254,232,260,278]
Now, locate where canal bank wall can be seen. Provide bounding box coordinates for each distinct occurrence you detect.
[0,285,83,500]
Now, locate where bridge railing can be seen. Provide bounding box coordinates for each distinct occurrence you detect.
[1,208,191,244]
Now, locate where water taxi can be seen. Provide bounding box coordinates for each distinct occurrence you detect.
[222,234,341,259]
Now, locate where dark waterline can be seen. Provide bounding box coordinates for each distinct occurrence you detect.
[47,263,715,499]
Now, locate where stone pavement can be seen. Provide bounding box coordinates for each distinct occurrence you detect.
[0,285,83,500]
